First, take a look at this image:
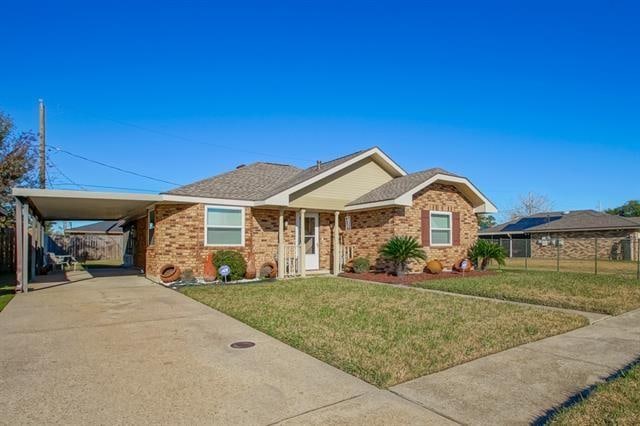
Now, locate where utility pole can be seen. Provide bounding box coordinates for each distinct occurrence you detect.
[38,99,46,189]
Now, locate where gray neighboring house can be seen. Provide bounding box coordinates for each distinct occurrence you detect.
[479,210,640,260]
[65,221,123,235]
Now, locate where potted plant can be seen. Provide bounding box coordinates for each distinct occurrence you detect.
[379,236,426,276]
[468,239,506,271]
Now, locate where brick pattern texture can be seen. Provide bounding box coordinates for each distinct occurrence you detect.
[530,230,637,260]
[134,183,479,278]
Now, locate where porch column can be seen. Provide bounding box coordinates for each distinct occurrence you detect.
[299,209,306,277]
[29,208,36,279]
[333,211,340,275]
[277,208,285,279]
[15,199,29,293]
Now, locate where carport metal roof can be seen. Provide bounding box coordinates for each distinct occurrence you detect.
[12,188,162,221]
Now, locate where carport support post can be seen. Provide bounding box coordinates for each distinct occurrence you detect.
[299,209,306,277]
[277,208,285,279]
[15,199,29,293]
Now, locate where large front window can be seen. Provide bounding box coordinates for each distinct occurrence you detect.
[430,211,452,246]
[205,206,244,246]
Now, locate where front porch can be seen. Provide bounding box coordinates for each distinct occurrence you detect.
[274,208,356,278]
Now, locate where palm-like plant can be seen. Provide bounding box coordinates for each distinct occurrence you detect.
[468,239,506,271]
[379,236,427,276]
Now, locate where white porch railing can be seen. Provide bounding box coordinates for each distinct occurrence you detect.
[282,244,301,277]
[339,244,355,272]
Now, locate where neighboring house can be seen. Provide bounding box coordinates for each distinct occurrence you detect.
[49,220,125,261]
[65,220,123,235]
[125,146,496,278]
[479,210,640,260]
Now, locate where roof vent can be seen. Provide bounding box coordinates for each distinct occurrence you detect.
[236,164,246,169]
[316,160,322,171]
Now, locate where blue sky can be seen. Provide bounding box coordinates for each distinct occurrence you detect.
[1,0,638,221]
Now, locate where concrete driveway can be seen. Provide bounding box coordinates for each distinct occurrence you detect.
[0,272,446,425]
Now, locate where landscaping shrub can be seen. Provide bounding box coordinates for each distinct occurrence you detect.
[379,236,426,276]
[213,250,247,281]
[352,257,370,274]
[468,240,506,271]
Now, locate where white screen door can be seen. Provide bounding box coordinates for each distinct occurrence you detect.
[297,212,319,270]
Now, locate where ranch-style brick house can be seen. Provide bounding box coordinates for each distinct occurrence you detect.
[126,147,497,279]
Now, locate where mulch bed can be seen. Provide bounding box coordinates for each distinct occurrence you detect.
[340,270,494,285]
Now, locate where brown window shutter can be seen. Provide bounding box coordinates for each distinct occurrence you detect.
[452,212,461,246]
[421,210,430,247]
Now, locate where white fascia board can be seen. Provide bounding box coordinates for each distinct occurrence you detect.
[160,194,255,207]
[261,147,407,206]
[344,199,409,211]
[12,187,162,202]
[397,174,497,213]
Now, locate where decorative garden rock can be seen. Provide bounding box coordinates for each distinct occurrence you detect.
[203,253,216,281]
[425,259,443,274]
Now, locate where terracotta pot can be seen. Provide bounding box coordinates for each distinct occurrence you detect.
[260,261,278,279]
[425,259,443,274]
[245,258,257,279]
[452,258,473,272]
[203,253,216,281]
[159,264,181,283]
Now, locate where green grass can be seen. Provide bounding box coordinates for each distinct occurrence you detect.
[493,257,639,278]
[549,363,640,425]
[76,259,123,270]
[0,272,16,312]
[181,277,587,388]
[415,270,640,315]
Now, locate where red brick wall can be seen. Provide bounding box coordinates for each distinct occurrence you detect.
[341,183,478,272]
[133,216,147,270]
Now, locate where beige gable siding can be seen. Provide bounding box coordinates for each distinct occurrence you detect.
[289,158,394,210]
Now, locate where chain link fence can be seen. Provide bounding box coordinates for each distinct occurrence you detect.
[484,236,640,279]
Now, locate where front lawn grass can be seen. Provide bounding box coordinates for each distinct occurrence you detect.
[548,363,640,425]
[0,272,16,312]
[415,271,640,315]
[182,277,586,388]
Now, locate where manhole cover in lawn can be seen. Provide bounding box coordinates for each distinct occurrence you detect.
[230,341,255,349]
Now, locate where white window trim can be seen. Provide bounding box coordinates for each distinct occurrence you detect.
[204,205,245,247]
[430,211,452,247]
[147,207,155,246]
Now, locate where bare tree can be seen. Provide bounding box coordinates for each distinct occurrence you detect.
[509,192,553,219]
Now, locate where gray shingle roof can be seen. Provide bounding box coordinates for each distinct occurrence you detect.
[347,168,459,206]
[164,148,372,200]
[263,149,369,198]
[480,210,640,235]
[66,220,123,234]
[164,162,302,200]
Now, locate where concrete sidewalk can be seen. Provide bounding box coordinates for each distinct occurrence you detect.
[391,308,640,425]
[0,273,446,425]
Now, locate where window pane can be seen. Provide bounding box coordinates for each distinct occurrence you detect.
[207,208,242,226]
[207,228,242,245]
[305,236,315,254]
[431,229,451,244]
[431,214,450,229]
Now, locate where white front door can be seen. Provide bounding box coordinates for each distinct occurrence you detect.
[297,212,320,270]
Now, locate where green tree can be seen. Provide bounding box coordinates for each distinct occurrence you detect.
[0,112,37,225]
[478,214,497,229]
[605,200,640,217]
[379,236,427,276]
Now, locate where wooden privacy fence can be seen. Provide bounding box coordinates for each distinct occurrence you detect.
[48,234,125,262]
[0,227,16,272]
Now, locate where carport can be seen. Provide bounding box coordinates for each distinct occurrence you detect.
[12,188,162,293]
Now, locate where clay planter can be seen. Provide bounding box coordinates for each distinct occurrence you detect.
[245,258,257,279]
[159,264,181,283]
[425,260,443,274]
[259,261,277,279]
[203,253,216,281]
[452,258,473,272]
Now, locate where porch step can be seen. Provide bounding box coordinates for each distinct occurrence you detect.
[306,269,331,276]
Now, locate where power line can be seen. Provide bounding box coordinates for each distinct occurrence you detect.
[48,145,184,186]
[48,159,87,191]
[51,103,315,163]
